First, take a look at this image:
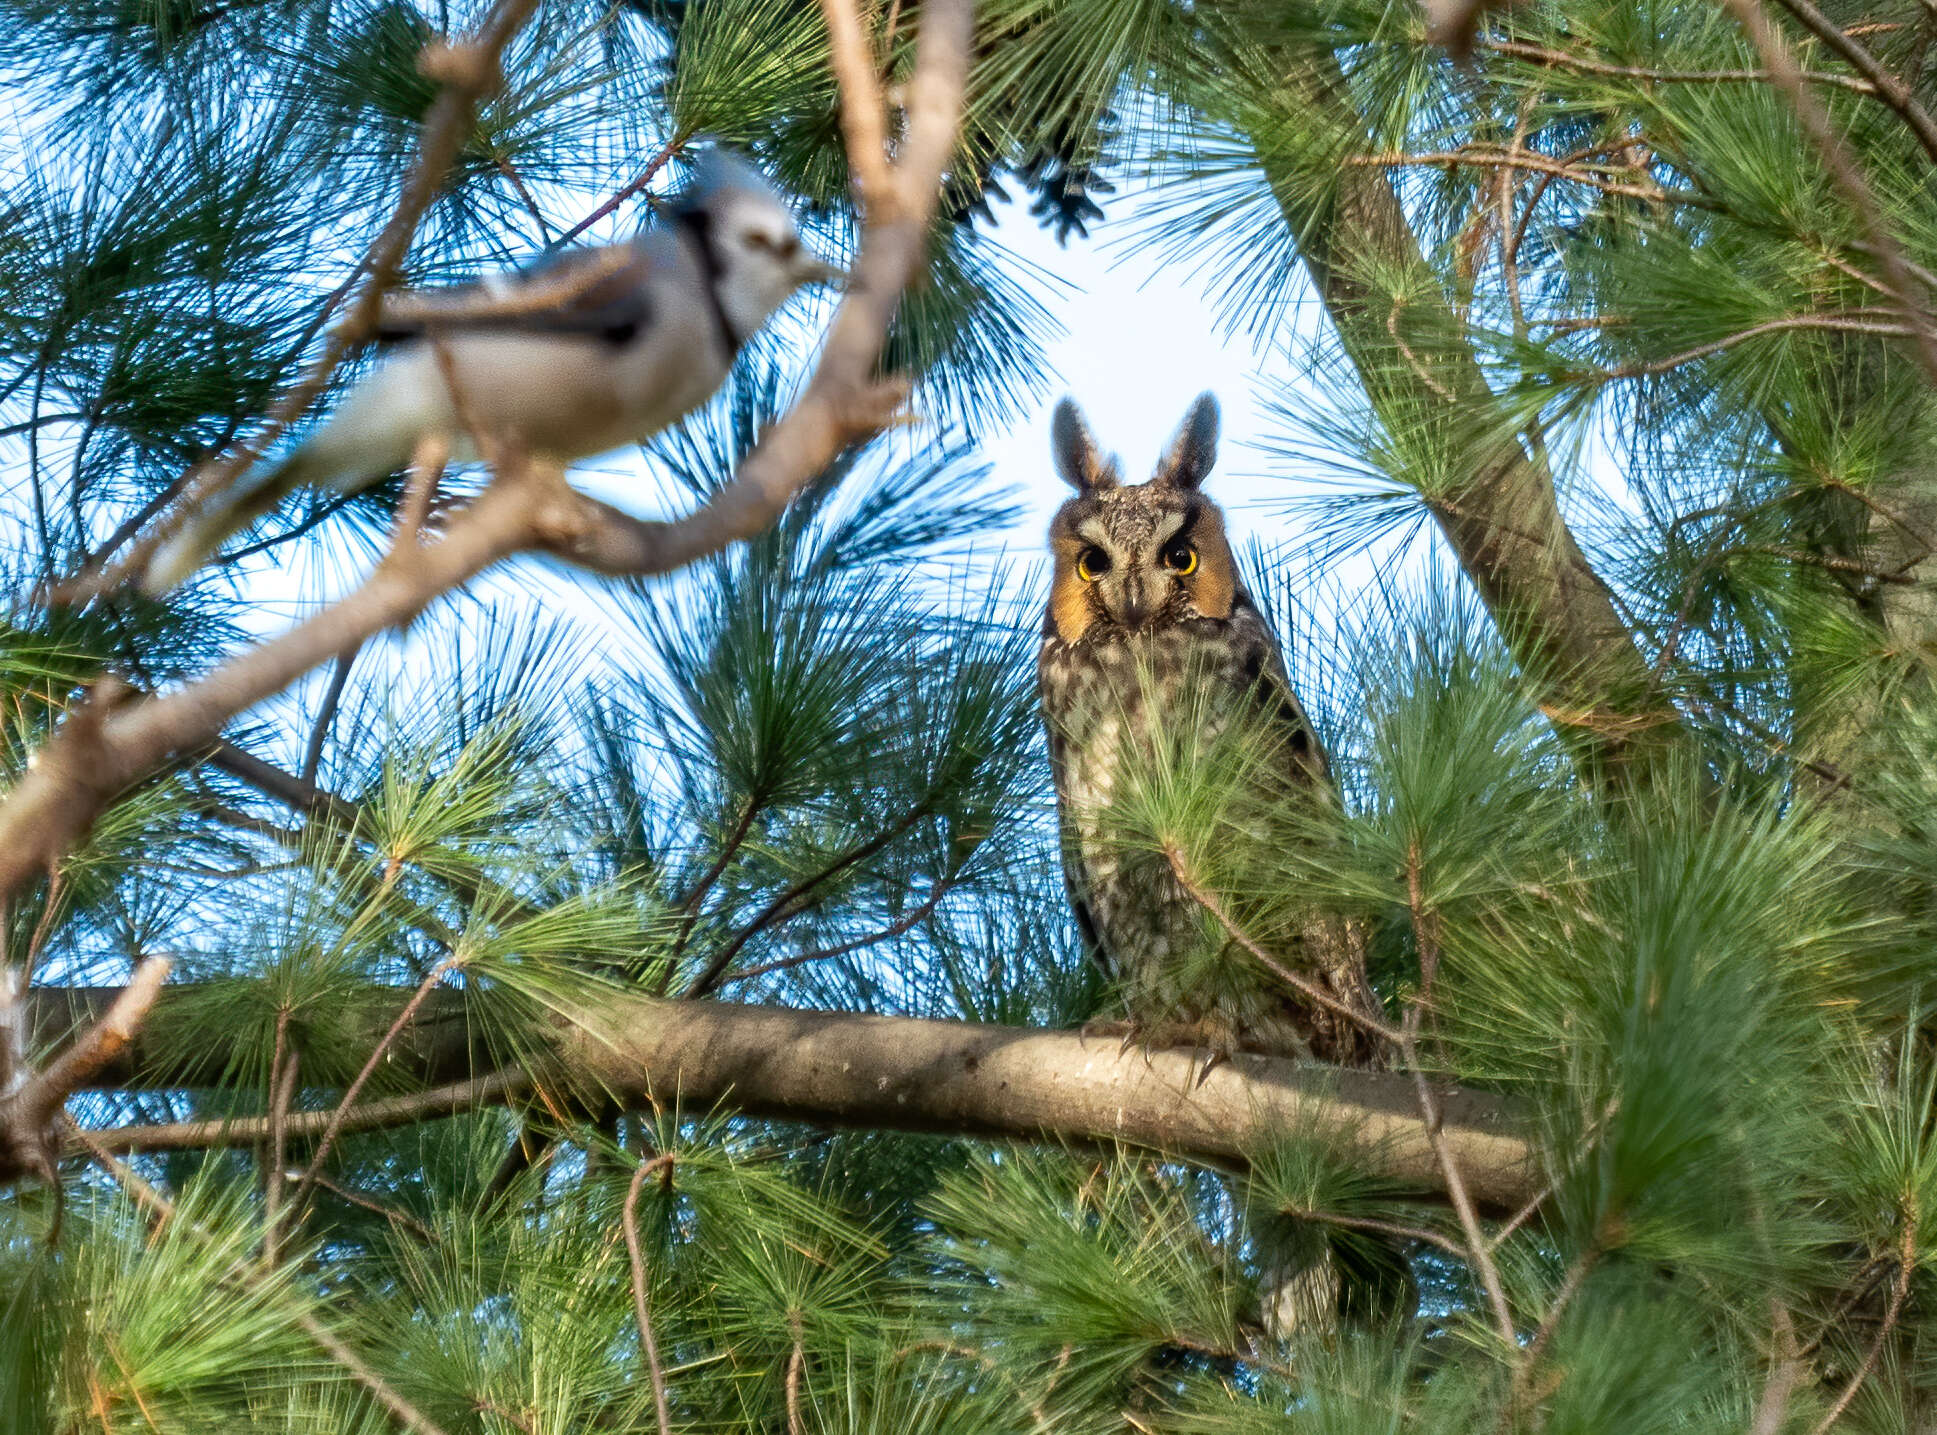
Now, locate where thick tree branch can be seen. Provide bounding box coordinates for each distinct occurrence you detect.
[45,987,1541,1210]
[1260,54,1685,789]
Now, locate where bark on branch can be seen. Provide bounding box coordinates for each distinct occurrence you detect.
[38,985,1541,1211]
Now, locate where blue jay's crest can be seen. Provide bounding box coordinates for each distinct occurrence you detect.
[676,146,787,214]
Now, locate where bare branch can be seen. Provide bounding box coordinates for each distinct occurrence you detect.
[1750,1302,1804,1435]
[553,138,684,249]
[1484,37,1879,91]
[0,956,170,1183]
[287,954,464,1211]
[1764,0,1937,164]
[1809,1217,1917,1435]
[83,1068,531,1156]
[1165,845,1403,1045]
[822,0,897,216]
[1347,148,1716,208]
[624,1154,677,1435]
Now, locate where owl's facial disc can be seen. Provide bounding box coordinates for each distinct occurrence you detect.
[1047,487,1239,643]
[1071,512,1194,631]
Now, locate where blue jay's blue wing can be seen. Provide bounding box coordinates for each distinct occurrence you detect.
[373,243,659,346]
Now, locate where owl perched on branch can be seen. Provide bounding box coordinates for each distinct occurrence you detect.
[1036,394,1378,1069]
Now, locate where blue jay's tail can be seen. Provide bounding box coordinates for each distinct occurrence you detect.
[140,449,324,595]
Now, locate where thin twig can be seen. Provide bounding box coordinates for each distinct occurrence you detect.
[1293,1205,1469,1259]
[1165,846,1403,1044]
[301,646,361,787]
[1809,1217,1917,1435]
[624,1154,677,1435]
[1347,148,1714,207]
[668,800,760,964]
[495,155,555,241]
[1484,37,1878,91]
[1587,312,1919,379]
[1485,1179,1555,1253]
[81,1068,529,1155]
[1402,855,1519,1351]
[70,1126,453,1435]
[723,877,955,985]
[1520,1245,1600,1374]
[552,139,683,249]
[1718,0,1937,387]
[262,1011,298,1265]
[309,1171,442,1246]
[686,805,937,998]
[21,869,64,985]
[289,955,463,1208]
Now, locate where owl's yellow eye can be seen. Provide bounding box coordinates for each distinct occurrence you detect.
[1076,546,1111,581]
[1163,542,1198,576]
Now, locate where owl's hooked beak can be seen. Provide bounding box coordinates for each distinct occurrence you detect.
[1113,569,1168,631]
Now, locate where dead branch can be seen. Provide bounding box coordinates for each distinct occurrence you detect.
[83,1067,532,1155]
[1346,148,1716,208]
[553,137,684,249]
[624,1154,677,1435]
[1584,312,1921,379]
[1809,1217,1917,1435]
[1764,0,1937,164]
[286,953,465,1212]
[1484,37,1878,92]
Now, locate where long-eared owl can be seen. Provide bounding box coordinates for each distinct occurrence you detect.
[1036,393,1376,1066]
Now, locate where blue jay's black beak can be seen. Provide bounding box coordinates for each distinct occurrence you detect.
[794,251,848,290]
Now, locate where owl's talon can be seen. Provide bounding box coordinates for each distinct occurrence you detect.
[1193,1048,1231,1087]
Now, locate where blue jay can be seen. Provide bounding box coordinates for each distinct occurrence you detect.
[142,150,843,593]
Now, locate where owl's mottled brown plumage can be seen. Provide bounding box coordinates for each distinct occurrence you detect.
[1036,394,1376,1067]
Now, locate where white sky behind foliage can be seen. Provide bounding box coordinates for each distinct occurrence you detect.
[231,187,1386,675]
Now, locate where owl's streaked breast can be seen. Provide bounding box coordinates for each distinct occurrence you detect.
[1039,615,1269,991]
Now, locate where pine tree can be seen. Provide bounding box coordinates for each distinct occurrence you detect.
[4,0,1937,1430]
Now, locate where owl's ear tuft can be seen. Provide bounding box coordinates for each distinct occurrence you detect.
[1154,392,1220,490]
[1051,398,1120,492]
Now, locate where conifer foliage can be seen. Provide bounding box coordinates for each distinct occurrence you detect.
[4,0,1937,1430]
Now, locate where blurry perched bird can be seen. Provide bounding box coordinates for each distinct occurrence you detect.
[1036,394,1393,1338]
[143,149,843,593]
